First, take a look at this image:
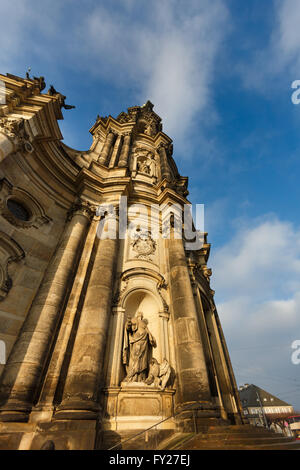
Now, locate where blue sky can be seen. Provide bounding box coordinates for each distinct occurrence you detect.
[1,0,300,410]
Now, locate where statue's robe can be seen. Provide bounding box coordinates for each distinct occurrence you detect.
[123,325,156,382]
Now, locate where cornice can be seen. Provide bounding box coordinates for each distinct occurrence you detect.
[75,166,132,203]
[89,115,134,136]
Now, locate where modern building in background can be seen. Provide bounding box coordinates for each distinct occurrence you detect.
[239,384,294,429]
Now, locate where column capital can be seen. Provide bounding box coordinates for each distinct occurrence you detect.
[112,306,126,315]
[67,199,96,222]
[0,117,24,140]
[107,128,118,137]
[156,142,168,152]
[157,142,172,153]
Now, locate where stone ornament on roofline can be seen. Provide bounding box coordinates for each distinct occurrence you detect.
[0,117,33,154]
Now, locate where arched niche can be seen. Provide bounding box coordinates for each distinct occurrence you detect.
[106,268,170,387]
[122,289,161,365]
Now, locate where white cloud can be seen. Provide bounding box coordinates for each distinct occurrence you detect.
[212,217,300,300]
[0,0,230,150]
[238,0,300,91]
[211,216,300,407]
[77,1,230,144]
[276,0,300,63]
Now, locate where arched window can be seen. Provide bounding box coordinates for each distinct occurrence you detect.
[6,199,31,221]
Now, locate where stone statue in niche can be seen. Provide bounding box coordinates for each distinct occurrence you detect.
[144,120,157,137]
[145,358,171,390]
[122,312,157,383]
[137,158,151,175]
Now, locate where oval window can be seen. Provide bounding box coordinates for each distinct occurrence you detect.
[6,199,31,221]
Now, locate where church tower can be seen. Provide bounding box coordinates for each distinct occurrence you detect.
[0,73,244,450]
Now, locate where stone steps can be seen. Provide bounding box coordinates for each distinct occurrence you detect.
[102,425,299,451]
[159,426,298,451]
[157,432,194,451]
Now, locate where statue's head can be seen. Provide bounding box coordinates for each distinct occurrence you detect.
[131,318,138,331]
[136,311,148,326]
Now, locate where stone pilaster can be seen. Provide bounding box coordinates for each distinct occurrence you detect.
[106,306,126,387]
[109,134,123,168]
[118,133,131,167]
[98,130,116,166]
[159,312,170,362]
[56,213,119,419]
[0,200,93,422]
[157,143,172,181]
[166,230,212,409]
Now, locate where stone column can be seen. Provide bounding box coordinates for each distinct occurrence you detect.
[0,200,92,422]
[56,213,119,420]
[195,289,228,421]
[157,143,172,181]
[34,216,100,417]
[109,134,122,168]
[98,130,116,166]
[166,230,212,409]
[208,307,243,423]
[118,133,131,167]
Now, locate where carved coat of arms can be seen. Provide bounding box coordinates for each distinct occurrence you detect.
[131,232,156,260]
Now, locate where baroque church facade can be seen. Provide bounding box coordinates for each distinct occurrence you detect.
[0,73,244,450]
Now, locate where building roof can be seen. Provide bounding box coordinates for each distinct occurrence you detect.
[239,384,292,408]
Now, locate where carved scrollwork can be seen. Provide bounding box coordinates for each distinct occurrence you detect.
[0,118,33,154]
[112,278,129,307]
[116,112,135,124]
[66,198,96,222]
[0,231,25,301]
[0,118,24,139]
[156,278,169,313]
[202,266,212,283]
